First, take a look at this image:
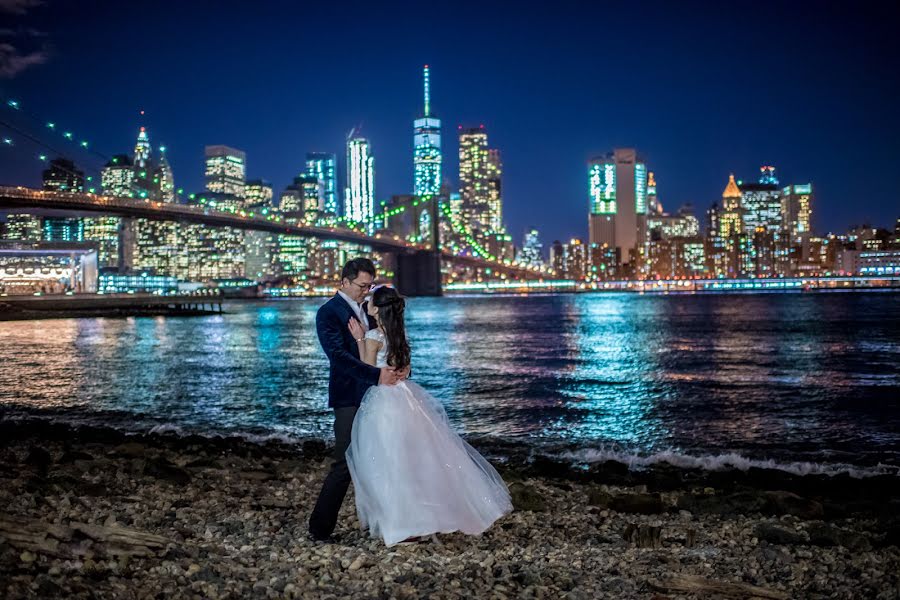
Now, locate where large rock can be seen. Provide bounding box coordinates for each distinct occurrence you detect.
[24,446,53,474]
[677,490,823,519]
[509,482,546,512]
[112,442,147,458]
[610,493,665,514]
[764,491,824,520]
[586,488,612,508]
[807,522,871,551]
[143,457,191,485]
[754,523,807,545]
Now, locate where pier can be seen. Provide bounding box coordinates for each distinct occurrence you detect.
[0,293,223,320]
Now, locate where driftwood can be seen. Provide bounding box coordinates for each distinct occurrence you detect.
[0,514,171,559]
[648,574,789,599]
[623,523,662,548]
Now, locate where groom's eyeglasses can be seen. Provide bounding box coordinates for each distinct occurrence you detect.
[348,279,374,291]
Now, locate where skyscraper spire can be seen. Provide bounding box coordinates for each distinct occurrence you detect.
[413,65,441,196]
[722,173,741,198]
[423,64,430,117]
[134,126,151,168]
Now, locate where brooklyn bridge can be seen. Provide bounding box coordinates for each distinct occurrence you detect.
[0,186,551,296]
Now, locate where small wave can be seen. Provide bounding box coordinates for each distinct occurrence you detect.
[148,423,184,435]
[560,447,900,479]
[145,422,303,446]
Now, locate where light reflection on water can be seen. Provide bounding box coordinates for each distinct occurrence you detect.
[1,293,899,468]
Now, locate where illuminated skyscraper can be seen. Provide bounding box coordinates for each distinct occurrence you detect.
[41,158,85,242]
[181,192,245,281]
[587,148,649,275]
[716,174,745,277]
[345,134,375,231]
[458,126,504,236]
[133,127,151,168]
[205,145,246,199]
[306,152,338,219]
[95,155,135,269]
[3,214,41,241]
[781,183,813,241]
[42,158,84,192]
[759,165,779,186]
[244,179,275,281]
[275,177,318,276]
[518,228,544,268]
[414,65,441,196]
[719,174,743,238]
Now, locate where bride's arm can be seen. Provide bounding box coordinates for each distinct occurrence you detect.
[359,339,381,366]
[348,318,381,367]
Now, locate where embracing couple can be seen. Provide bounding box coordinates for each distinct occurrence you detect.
[307,258,512,547]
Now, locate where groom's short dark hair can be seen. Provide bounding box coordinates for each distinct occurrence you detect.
[341,257,376,282]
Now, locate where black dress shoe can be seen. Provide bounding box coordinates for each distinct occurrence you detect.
[307,532,340,544]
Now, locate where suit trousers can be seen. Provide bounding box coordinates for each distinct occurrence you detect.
[308,406,358,539]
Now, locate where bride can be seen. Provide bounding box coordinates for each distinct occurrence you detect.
[346,285,512,546]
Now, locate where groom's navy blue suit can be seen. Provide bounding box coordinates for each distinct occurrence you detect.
[317,293,380,408]
[309,293,380,539]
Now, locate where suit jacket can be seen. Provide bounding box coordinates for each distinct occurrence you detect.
[316,293,381,408]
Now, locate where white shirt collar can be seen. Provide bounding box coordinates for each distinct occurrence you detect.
[337,290,359,310]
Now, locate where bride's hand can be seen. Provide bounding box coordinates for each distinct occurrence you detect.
[348,318,366,341]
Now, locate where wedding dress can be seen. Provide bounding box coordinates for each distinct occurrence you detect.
[346,328,512,546]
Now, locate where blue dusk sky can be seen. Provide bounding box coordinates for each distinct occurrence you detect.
[1,0,898,244]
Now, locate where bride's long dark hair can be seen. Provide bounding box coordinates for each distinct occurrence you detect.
[372,286,411,370]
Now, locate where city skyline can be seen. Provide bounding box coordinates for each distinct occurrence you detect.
[0,2,897,245]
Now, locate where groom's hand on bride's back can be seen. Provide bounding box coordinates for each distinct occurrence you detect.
[379,367,402,386]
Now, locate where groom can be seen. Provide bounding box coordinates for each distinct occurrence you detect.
[308,257,406,542]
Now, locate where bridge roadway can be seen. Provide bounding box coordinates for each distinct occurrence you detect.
[0,186,546,279]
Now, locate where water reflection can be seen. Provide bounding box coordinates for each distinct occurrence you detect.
[0,294,898,468]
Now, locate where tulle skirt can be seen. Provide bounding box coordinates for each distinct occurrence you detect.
[346,381,512,547]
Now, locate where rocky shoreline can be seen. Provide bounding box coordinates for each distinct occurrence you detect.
[1,420,898,599]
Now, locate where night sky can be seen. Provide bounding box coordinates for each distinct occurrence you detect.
[1,0,898,245]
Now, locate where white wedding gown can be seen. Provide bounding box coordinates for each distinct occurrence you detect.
[346,328,512,546]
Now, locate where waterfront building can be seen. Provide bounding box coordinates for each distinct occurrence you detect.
[648,237,706,279]
[42,217,84,242]
[244,180,275,281]
[778,182,814,276]
[0,242,98,295]
[518,228,544,268]
[550,238,587,280]
[781,183,813,241]
[2,214,42,241]
[205,145,246,199]
[41,158,86,243]
[133,139,182,277]
[588,148,649,277]
[647,205,700,240]
[549,240,564,274]
[485,231,514,262]
[739,168,784,277]
[345,134,375,231]
[306,152,339,221]
[647,204,704,279]
[98,272,179,294]
[95,154,137,270]
[274,178,317,278]
[414,65,441,197]
[715,174,745,278]
[42,158,84,192]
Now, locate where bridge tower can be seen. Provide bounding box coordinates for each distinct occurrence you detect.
[382,194,443,296]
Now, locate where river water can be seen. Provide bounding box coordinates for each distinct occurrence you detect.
[2,293,899,476]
